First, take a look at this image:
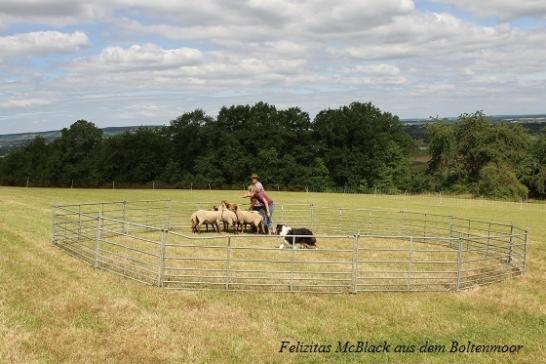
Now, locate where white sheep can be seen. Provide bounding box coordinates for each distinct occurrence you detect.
[191,210,221,233]
[191,204,238,234]
[230,204,264,233]
[220,207,238,234]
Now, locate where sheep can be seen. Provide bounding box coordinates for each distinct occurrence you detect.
[230,204,264,233]
[214,201,236,231]
[191,210,221,233]
[192,204,238,234]
[219,206,238,234]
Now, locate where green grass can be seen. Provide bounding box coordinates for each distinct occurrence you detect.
[1,187,545,363]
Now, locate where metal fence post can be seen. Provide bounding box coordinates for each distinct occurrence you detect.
[407,237,413,290]
[225,236,232,290]
[145,201,150,231]
[122,201,128,234]
[51,204,58,244]
[423,213,427,237]
[77,205,82,241]
[310,204,315,230]
[94,212,103,268]
[157,229,167,287]
[523,230,528,274]
[455,237,463,291]
[486,222,491,256]
[399,210,404,235]
[351,234,359,294]
[508,224,514,263]
[165,200,173,231]
[290,235,296,291]
[448,216,453,239]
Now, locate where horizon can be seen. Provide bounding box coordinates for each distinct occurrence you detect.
[1,1,546,134]
[2,110,546,137]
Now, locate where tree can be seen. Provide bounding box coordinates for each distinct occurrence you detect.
[52,120,103,186]
[426,112,535,199]
[426,120,454,172]
[312,102,414,190]
[519,134,546,197]
[479,162,528,200]
[0,136,49,185]
[167,110,212,174]
[453,112,493,181]
[308,157,333,192]
[98,128,169,184]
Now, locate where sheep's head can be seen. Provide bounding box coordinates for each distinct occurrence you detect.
[221,200,237,211]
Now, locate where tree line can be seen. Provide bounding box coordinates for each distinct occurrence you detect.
[0,102,544,200]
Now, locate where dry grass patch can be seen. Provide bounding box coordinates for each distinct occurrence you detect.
[1,187,545,363]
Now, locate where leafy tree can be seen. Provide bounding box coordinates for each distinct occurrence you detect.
[4,102,539,200]
[98,128,169,184]
[308,157,333,192]
[167,109,212,174]
[312,102,414,190]
[453,112,493,180]
[426,120,454,173]
[479,162,528,200]
[519,134,546,197]
[426,112,536,199]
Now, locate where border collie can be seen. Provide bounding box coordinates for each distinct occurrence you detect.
[276,224,317,249]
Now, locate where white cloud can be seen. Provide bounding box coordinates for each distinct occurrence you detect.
[347,64,402,76]
[69,44,203,72]
[60,42,413,91]
[61,44,313,91]
[435,0,546,20]
[0,0,111,25]
[0,97,52,108]
[1,0,545,133]
[339,64,407,85]
[116,0,416,45]
[339,12,518,60]
[0,31,88,60]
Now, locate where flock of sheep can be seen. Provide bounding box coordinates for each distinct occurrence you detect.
[190,201,266,234]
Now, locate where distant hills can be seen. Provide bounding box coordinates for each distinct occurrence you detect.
[0,126,160,155]
[1,114,545,155]
[401,113,546,125]
[401,113,546,141]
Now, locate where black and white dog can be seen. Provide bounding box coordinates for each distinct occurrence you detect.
[276,224,317,249]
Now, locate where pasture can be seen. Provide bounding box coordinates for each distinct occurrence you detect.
[1,187,545,363]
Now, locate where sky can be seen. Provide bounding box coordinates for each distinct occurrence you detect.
[0,0,545,134]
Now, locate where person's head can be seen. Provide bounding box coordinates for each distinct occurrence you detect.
[250,173,260,184]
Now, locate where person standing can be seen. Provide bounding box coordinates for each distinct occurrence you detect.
[243,174,275,234]
[254,188,274,234]
[250,173,264,193]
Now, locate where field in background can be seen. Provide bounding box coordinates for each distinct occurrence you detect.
[1,187,545,363]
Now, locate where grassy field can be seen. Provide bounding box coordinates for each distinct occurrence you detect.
[1,187,545,363]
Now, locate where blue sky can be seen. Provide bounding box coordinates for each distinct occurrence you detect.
[0,0,545,134]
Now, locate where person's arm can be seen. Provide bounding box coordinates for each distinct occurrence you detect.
[256,192,270,216]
